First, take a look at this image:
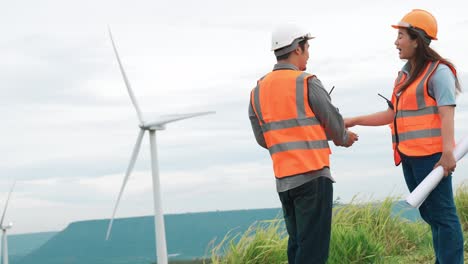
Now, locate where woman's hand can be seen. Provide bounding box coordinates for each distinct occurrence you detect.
[435,151,456,177]
[437,106,456,177]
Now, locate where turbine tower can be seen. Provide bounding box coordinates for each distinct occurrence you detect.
[1,182,15,264]
[105,28,214,264]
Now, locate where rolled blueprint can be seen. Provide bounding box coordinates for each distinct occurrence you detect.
[406,136,468,208]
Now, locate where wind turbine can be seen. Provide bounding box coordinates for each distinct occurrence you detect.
[1,182,15,264]
[105,28,214,264]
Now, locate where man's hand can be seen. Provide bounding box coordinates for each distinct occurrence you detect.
[435,151,456,177]
[343,130,359,147]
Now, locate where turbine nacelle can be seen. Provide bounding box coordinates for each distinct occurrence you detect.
[1,222,13,231]
[139,123,165,131]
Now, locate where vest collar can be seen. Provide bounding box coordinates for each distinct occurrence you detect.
[273,63,299,71]
[401,61,411,75]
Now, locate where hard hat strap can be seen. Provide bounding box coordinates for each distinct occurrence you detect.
[411,28,432,45]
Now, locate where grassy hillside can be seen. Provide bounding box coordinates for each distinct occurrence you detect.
[16,208,282,264]
[4,231,57,259]
[11,190,441,264]
[209,184,468,264]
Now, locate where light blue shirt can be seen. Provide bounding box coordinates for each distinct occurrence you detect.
[401,63,457,106]
[428,64,457,106]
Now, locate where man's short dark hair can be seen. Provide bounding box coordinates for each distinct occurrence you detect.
[275,38,307,61]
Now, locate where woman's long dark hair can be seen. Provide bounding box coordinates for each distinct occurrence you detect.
[398,28,462,95]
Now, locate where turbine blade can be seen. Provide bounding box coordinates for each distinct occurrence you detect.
[0,181,16,227]
[108,26,145,124]
[106,129,145,240]
[143,111,216,128]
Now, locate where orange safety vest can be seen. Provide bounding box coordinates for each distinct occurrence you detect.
[250,69,331,178]
[390,60,456,165]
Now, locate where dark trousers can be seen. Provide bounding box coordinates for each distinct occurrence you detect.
[402,153,464,264]
[278,177,333,264]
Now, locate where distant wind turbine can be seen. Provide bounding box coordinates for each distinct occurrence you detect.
[105,28,215,264]
[1,182,15,264]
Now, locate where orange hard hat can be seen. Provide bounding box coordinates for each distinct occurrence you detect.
[391,9,438,40]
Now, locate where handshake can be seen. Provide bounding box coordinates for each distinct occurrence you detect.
[341,117,359,148]
[343,130,358,148]
[325,118,358,148]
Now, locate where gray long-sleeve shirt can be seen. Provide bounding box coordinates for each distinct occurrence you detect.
[249,63,349,192]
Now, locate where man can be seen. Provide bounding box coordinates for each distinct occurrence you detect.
[248,24,358,264]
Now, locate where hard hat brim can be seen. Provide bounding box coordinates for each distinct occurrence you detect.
[303,33,315,40]
[391,24,438,40]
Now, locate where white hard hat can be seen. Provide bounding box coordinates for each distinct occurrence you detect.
[271,24,314,53]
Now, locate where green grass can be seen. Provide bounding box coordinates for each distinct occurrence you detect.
[208,219,288,264]
[207,183,468,264]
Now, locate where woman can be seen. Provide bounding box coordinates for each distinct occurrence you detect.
[345,9,464,263]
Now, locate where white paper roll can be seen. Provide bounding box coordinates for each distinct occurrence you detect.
[405,136,468,208]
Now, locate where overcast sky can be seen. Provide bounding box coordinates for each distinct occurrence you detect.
[0,0,467,234]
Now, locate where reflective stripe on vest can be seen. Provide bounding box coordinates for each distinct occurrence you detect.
[390,61,447,165]
[261,117,320,133]
[268,140,330,155]
[392,128,441,143]
[250,70,330,178]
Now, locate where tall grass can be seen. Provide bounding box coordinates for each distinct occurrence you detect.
[208,219,288,264]
[208,183,468,264]
[455,183,468,231]
[328,197,431,264]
